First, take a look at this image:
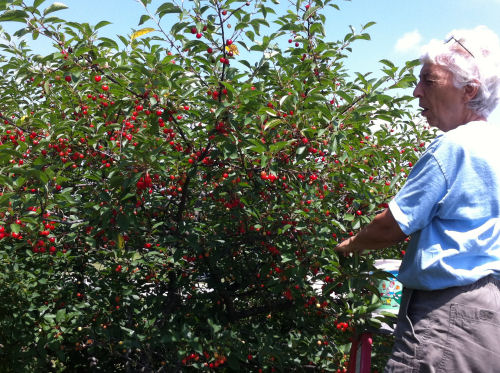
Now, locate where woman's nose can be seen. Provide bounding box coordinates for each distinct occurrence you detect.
[413,81,423,98]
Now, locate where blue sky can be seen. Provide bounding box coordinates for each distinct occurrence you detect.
[3,0,500,121]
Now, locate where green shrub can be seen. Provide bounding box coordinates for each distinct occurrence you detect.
[0,0,433,371]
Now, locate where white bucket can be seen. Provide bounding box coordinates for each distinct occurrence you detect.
[373,259,402,314]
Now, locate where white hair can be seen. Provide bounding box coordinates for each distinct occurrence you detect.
[419,25,500,118]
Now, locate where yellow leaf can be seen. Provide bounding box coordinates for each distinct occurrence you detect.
[131,28,156,40]
[117,234,125,249]
[225,44,239,55]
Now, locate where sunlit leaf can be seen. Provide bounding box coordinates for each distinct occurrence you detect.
[225,43,239,55]
[43,2,68,16]
[130,27,155,40]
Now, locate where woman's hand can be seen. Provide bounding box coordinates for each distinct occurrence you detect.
[333,208,406,256]
[334,237,357,256]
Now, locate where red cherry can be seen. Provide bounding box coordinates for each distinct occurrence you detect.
[102,85,109,91]
[191,27,197,34]
[64,75,72,82]
[196,33,202,39]
[226,39,233,46]
[94,75,102,82]
[207,47,213,53]
[221,10,227,15]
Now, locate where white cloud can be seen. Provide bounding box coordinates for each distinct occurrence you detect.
[394,30,423,54]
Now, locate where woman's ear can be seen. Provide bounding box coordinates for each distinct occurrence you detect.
[463,80,480,102]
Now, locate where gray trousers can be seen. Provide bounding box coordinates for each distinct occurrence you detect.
[384,275,500,373]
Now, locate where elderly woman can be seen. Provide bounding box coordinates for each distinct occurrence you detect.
[335,26,500,372]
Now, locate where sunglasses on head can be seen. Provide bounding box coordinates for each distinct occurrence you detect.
[444,36,475,58]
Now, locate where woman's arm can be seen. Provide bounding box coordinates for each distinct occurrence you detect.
[334,208,407,255]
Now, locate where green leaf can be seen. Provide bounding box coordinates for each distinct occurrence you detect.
[120,193,136,202]
[156,2,181,17]
[98,37,119,50]
[245,30,255,42]
[344,214,355,222]
[14,176,26,188]
[42,15,64,24]
[269,141,291,152]
[10,223,20,234]
[363,21,376,29]
[13,27,30,38]
[34,0,46,8]
[43,2,68,16]
[138,14,150,26]
[303,5,320,20]
[0,9,28,22]
[56,308,66,323]
[247,139,267,153]
[94,20,111,30]
[391,75,416,89]
[355,32,371,41]
[405,58,421,69]
[249,43,265,52]
[379,59,395,68]
[207,318,221,333]
[220,81,235,94]
[43,313,55,323]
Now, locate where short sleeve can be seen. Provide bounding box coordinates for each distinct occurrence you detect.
[389,150,448,236]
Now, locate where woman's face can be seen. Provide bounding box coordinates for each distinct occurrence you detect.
[413,63,469,132]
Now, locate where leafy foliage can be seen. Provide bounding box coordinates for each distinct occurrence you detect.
[0,0,433,371]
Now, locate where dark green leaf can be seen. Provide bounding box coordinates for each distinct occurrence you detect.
[138,14,150,26]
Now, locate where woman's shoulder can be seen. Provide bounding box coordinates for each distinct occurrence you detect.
[446,120,500,138]
[439,121,499,147]
[433,121,500,163]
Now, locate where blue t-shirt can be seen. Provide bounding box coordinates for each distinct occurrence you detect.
[389,121,500,290]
